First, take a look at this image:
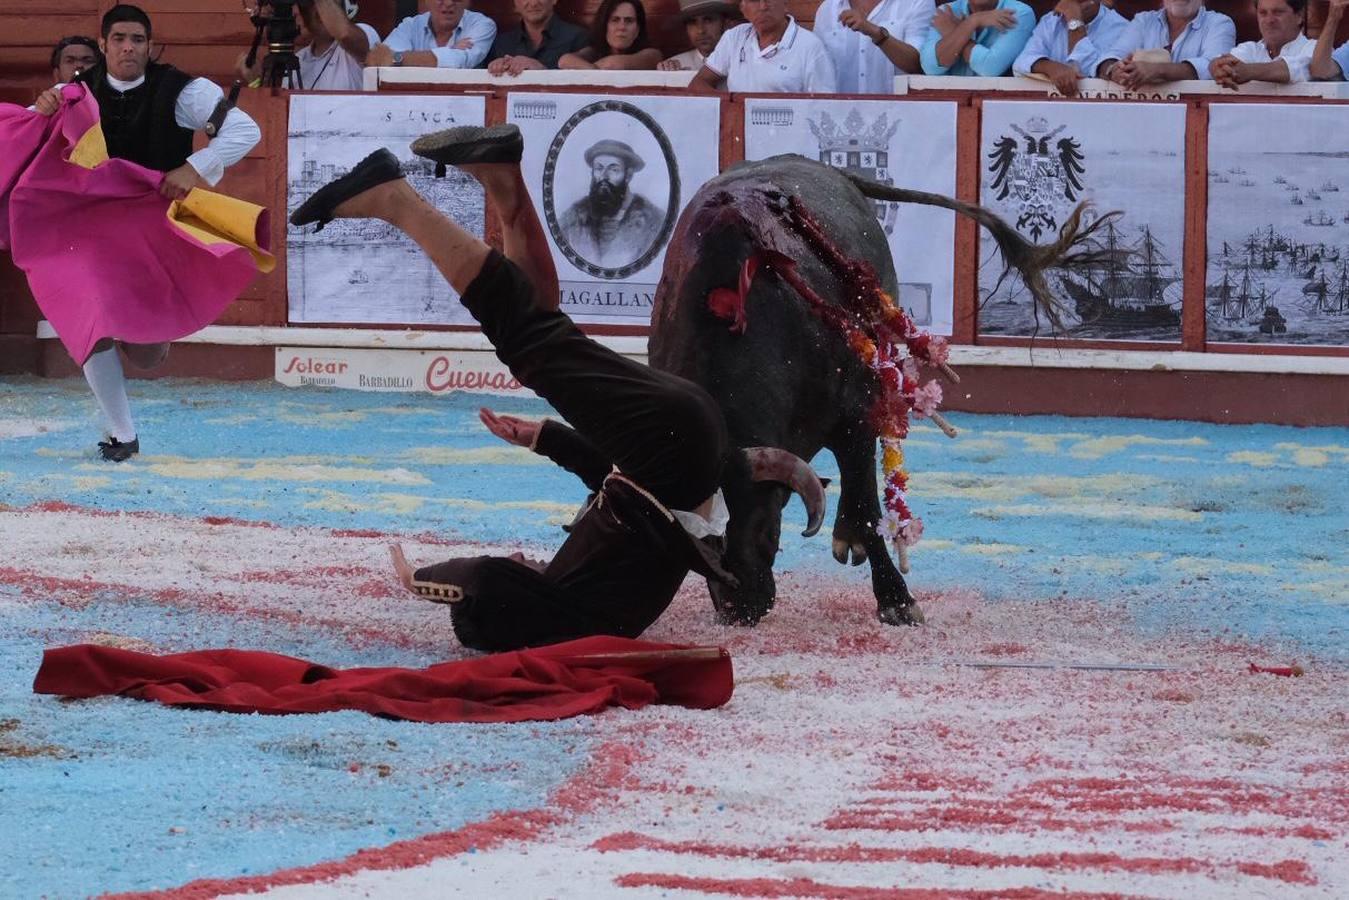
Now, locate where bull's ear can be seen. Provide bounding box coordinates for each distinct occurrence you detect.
[819,477,832,489]
[743,447,826,537]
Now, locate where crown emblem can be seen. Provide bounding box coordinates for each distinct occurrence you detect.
[808,109,900,154]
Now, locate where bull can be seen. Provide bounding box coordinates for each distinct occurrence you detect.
[649,154,1109,626]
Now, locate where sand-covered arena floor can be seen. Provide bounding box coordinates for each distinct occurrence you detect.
[1,376,1345,899]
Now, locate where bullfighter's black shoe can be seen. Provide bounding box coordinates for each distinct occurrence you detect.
[98,436,139,462]
[410,124,523,177]
[289,148,403,232]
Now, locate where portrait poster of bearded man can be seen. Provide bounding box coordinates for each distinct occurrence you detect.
[556,138,666,269]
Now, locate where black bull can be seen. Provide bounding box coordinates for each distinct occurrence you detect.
[649,154,1113,626]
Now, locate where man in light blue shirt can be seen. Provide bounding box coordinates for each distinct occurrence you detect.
[1095,0,1235,86]
[920,0,1036,77]
[366,0,497,69]
[1013,0,1129,94]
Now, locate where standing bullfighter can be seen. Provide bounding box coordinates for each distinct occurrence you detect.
[290,124,822,652]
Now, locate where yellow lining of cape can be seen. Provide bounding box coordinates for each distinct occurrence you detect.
[168,191,276,273]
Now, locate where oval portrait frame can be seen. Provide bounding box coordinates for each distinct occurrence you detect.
[542,100,681,279]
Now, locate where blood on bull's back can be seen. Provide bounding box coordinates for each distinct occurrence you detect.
[649,154,896,459]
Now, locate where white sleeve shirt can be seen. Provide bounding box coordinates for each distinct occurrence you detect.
[1229,33,1314,84]
[814,0,936,94]
[173,77,261,186]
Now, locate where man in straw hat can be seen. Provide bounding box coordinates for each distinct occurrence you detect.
[557,138,667,268]
[288,124,823,651]
[659,0,738,71]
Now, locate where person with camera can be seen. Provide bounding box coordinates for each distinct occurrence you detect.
[238,0,378,91]
[32,4,261,462]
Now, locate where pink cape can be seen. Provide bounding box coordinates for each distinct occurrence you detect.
[0,84,272,364]
[32,637,735,723]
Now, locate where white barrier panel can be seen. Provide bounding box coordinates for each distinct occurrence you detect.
[743,98,958,336]
[277,347,526,396]
[978,100,1187,343]
[900,75,1349,100]
[1207,104,1349,348]
[286,94,487,326]
[507,92,722,325]
[365,67,696,91]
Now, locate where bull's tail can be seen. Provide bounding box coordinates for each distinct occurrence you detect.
[843,173,1121,332]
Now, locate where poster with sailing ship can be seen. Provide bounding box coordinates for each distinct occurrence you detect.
[287,94,487,325]
[978,101,1186,342]
[744,99,958,335]
[1206,105,1349,347]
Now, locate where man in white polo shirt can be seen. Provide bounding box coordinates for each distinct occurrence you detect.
[1210,0,1314,87]
[366,0,497,69]
[690,0,838,92]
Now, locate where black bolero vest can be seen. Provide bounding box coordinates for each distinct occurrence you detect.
[80,62,196,173]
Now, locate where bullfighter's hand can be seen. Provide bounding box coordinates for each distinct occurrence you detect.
[34,87,63,116]
[160,164,203,201]
[389,543,415,592]
[479,407,540,448]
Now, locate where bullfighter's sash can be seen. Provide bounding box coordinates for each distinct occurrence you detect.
[0,83,273,364]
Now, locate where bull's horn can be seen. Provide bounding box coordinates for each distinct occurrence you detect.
[744,447,826,537]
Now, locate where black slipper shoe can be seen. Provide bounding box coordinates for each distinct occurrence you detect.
[98,436,139,462]
[289,148,403,231]
[410,124,523,177]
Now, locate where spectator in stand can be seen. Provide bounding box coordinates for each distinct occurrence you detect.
[50,36,102,84]
[659,0,737,71]
[1211,0,1313,87]
[815,0,934,91]
[485,0,589,74]
[237,0,376,90]
[919,0,1036,77]
[366,0,496,69]
[1311,0,1349,78]
[1012,0,1128,95]
[690,0,839,92]
[1095,0,1235,86]
[559,0,663,70]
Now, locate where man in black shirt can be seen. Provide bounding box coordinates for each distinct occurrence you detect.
[485,0,589,74]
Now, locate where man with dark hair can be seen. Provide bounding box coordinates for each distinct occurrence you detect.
[289,125,820,652]
[557,139,666,269]
[485,0,589,74]
[1211,0,1312,86]
[33,3,260,462]
[49,36,102,84]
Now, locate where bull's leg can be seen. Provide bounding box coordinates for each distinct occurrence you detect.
[829,431,923,626]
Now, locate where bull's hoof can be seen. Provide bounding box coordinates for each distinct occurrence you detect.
[878,602,925,627]
[831,537,868,566]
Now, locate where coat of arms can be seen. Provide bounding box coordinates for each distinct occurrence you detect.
[987,116,1086,241]
[809,109,902,234]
